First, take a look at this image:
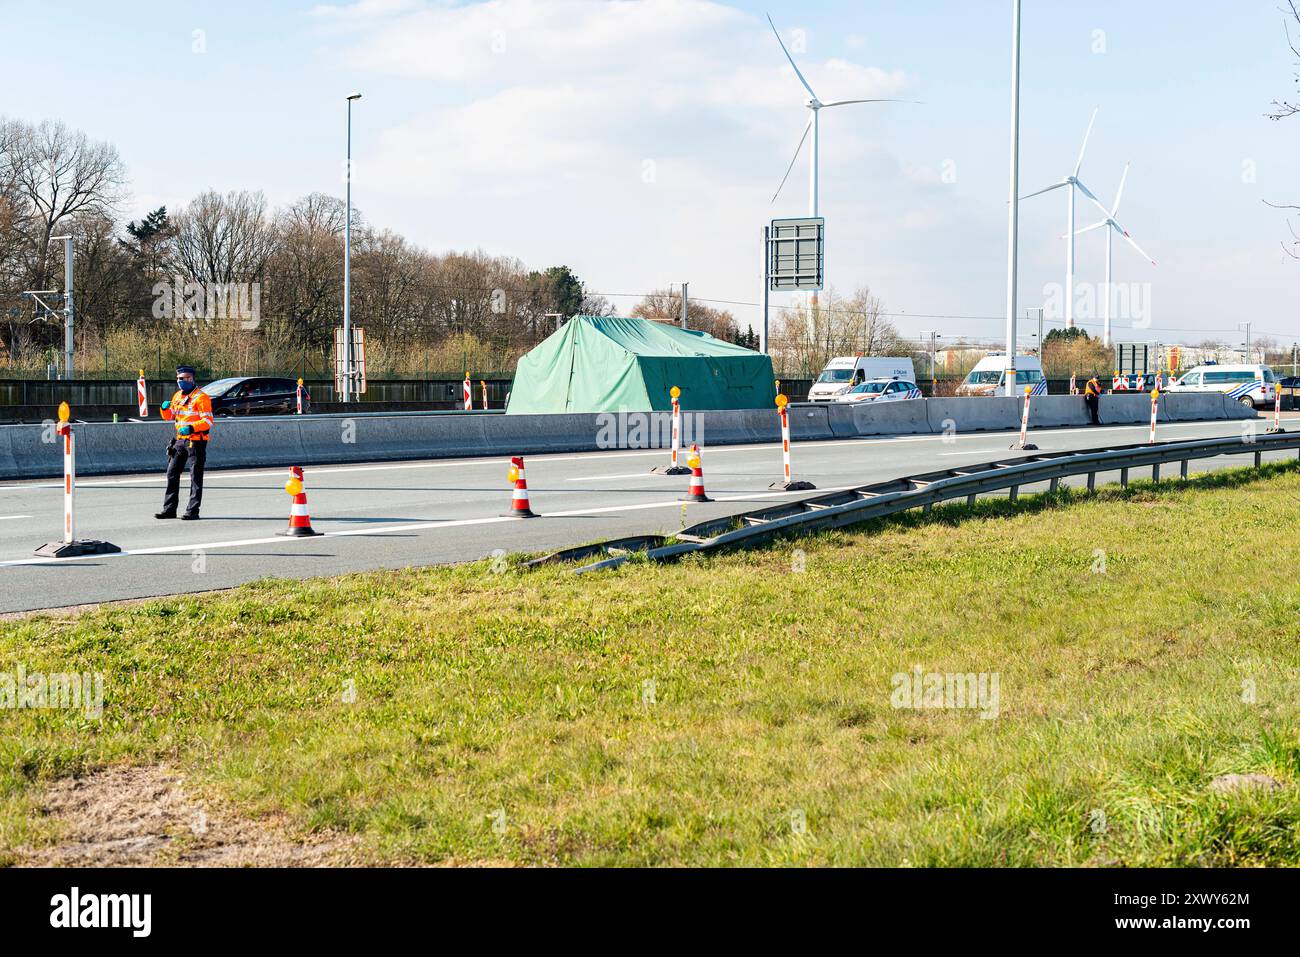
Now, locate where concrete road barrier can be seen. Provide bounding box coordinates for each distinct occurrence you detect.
[0,394,1257,480]
[925,396,1022,433]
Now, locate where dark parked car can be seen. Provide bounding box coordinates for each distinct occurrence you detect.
[202,377,309,416]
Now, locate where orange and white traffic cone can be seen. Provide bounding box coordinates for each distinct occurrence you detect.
[680,444,713,503]
[502,455,538,518]
[279,466,319,537]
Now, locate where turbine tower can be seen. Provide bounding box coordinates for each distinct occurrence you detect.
[1021,108,1102,330]
[1074,163,1156,347]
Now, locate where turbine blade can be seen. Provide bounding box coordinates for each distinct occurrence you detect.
[1117,227,1156,265]
[1111,162,1131,217]
[820,98,918,107]
[771,117,813,203]
[1073,107,1099,178]
[766,13,818,101]
[1075,178,1103,206]
[1021,180,1069,200]
[1071,221,1109,237]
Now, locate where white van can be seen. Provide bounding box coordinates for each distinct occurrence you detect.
[1167,364,1276,408]
[807,356,916,402]
[955,354,1047,397]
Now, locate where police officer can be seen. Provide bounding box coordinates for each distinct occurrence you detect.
[1084,371,1103,426]
[156,365,214,520]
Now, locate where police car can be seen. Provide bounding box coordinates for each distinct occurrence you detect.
[832,377,925,404]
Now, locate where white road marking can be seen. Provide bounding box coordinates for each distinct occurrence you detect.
[0,515,32,521]
[566,472,665,481]
[0,485,857,568]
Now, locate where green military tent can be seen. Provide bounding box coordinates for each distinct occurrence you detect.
[505,316,776,414]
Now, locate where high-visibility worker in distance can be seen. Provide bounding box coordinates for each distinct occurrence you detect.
[156,364,214,520]
[1084,372,1103,426]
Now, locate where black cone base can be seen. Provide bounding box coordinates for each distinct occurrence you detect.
[769,480,817,491]
[680,493,713,503]
[651,465,692,476]
[34,539,122,559]
[1011,443,1039,451]
[502,509,538,518]
[278,526,320,537]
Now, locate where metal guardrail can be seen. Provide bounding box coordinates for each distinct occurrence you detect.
[524,431,1300,574]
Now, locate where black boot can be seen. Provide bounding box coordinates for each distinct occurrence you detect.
[155,510,177,519]
[180,511,200,521]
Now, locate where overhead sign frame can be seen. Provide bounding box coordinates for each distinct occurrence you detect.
[767,216,824,292]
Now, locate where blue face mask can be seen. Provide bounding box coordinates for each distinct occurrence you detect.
[177,378,196,393]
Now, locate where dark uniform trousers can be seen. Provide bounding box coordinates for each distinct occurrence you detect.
[1084,391,1101,425]
[163,438,208,515]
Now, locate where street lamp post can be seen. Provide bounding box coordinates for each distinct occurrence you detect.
[1004,0,1023,397]
[921,330,941,393]
[343,93,362,402]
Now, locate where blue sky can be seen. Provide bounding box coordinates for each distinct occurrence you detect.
[2,0,1297,348]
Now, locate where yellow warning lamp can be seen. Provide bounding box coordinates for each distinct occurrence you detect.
[1024,386,1032,396]
[139,368,145,379]
[297,377,304,387]
[687,451,701,469]
[775,393,788,410]
[57,401,70,423]
[670,386,681,400]
[508,465,519,483]
[285,477,303,496]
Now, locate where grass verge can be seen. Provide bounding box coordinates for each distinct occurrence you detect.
[2,462,1299,866]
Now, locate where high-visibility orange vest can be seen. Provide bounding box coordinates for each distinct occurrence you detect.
[1085,378,1101,397]
[160,388,214,440]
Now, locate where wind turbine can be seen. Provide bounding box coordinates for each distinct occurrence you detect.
[766,14,910,219]
[1020,108,1102,331]
[1073,163,1156,347]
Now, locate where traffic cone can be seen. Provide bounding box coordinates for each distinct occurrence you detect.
[279,466,319,537]
[502,455,538,518]
[680,444,713,503]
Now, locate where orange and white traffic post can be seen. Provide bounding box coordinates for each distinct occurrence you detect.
[463,373,472,411]
[652,385,691,475]
[1267,378,1284,433]
[136,369,149,417]
[280,466,320,537]
[680,444,712,503]
[503,455,538,517]
[770,393,816,491]
[481,380,488,410]
[1147,386,1161,444]
[1011,385,1038,451]
[295,378,306,415]
[34,402,121,558]
[1069,373,1077,396]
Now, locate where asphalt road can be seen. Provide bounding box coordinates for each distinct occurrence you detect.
[1,413,1294,614]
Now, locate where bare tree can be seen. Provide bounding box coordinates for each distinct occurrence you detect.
[170,189,277,285]
[270,192,346,342]
[1265,4,1300,255]
[630,287,741,340]
[770,286,906,375]
[1269,1,1300,120]
[4,118,126,291]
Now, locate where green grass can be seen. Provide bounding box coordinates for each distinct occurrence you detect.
[2,462,1299,866]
